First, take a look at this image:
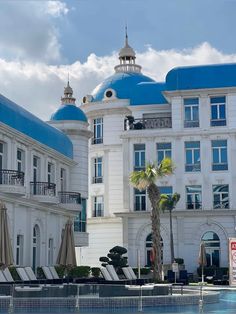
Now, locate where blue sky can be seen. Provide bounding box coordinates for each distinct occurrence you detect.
[0,0,236,119]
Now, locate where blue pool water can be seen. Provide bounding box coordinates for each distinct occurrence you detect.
[3,291,236,314]
[79,291,236,314]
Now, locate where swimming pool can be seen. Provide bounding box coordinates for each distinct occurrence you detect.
[0,285,236,313]
[76,291,236,313]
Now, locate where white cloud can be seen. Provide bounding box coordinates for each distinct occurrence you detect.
[45,1,69,17]
[0,1,66,62]
[0,42,236,121]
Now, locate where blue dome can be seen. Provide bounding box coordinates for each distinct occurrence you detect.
[0,94,73,158]
[166,63,236,91]
[92,72,167,105]
[51,104,87,122]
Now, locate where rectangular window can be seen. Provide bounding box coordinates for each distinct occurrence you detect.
[74,199,87,232]
[48,238,53,265]
[60,168,66,191]
[16,235,24,266]
[47,163,54,184]
[93,157,103,183]
[134,144,145,170]
[185,141,201,172]
[212,140,228,171]
[186,185,202,210]
[213,184,229,209]
[93,118,103,144]
[157,143,171,165]
[184,98,199,127]
[33,156,40,181]
[17,149,25,172]
[134,188,146,211]
[93,196,104,217]
[159,186,173,196]
[210,96,226,126]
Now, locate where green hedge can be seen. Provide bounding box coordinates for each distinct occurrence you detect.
[68,266,91,278]
[133,267,151,275]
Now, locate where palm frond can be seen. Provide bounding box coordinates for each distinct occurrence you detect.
[159,192,180,212]
[157,157,175,178]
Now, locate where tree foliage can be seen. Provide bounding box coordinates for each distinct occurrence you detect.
[99,246,128,271]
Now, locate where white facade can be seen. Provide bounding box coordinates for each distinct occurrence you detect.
[81,38,236,273]
[0,83,90,270]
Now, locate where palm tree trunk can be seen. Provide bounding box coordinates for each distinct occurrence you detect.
[148,183,162,282]
[169,209,175,263]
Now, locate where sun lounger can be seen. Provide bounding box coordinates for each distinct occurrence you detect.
[106,265,120,281]
[42,266,64,284]
[0,270,7,283]
[100,267,113,281]
[2,268,15,283]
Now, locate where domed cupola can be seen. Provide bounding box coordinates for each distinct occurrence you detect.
[51,81,87,122]
[114,28,142,74]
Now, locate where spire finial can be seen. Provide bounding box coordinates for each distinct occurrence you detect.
[125,24,128,46]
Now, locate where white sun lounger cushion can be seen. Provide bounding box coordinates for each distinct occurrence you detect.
[3,268,14,282]
[122,267,133,280]
[49,267,60,279]
[15,286,42,292]
[127,266,137,280]
[100,268,113,281]
[42,266,53,280]
[16,268,30,281]
[24,267,37,281]
[106,265,120,281]
[0,270,7,282]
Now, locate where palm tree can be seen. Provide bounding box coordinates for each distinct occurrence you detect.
[129,158,174,282]
[159,193,180,264]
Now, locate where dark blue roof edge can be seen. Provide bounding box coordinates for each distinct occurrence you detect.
[0,94,73,159]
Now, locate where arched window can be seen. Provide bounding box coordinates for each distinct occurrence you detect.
[32,224,40,271]
[145,233,163,267]
[202,231,220,267]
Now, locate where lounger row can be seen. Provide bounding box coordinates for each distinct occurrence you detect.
[0,266,68,284]
[100,265,151,285]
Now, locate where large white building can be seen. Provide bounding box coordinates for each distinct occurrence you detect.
[81,35,236,273]
[0,83,91,270]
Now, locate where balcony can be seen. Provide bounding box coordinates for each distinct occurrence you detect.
[124,116,172,131]
[92,176,103,184]
[58,191,82,211]
[74,220,88,246]
[0,169,25,195]
[30,181,57,204]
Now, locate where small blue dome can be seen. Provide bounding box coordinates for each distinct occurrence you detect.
[0,94,73,158]
[51,104,87,122]
[92,72,167,105]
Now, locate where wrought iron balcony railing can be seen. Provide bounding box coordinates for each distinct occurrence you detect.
[124,116,172,131]
[92,176,103,184]
[30,182,56,196]
[0,169,24,186]
[92,209,104,217]
[58,191,81,204]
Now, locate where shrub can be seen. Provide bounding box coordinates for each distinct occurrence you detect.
[133,267,151,275]
[55,265,66,278]
[91,267,101,278]
[9,267,20,281]
[37,267,45,279]
[68,266,91,278]
[99,246,128,272]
